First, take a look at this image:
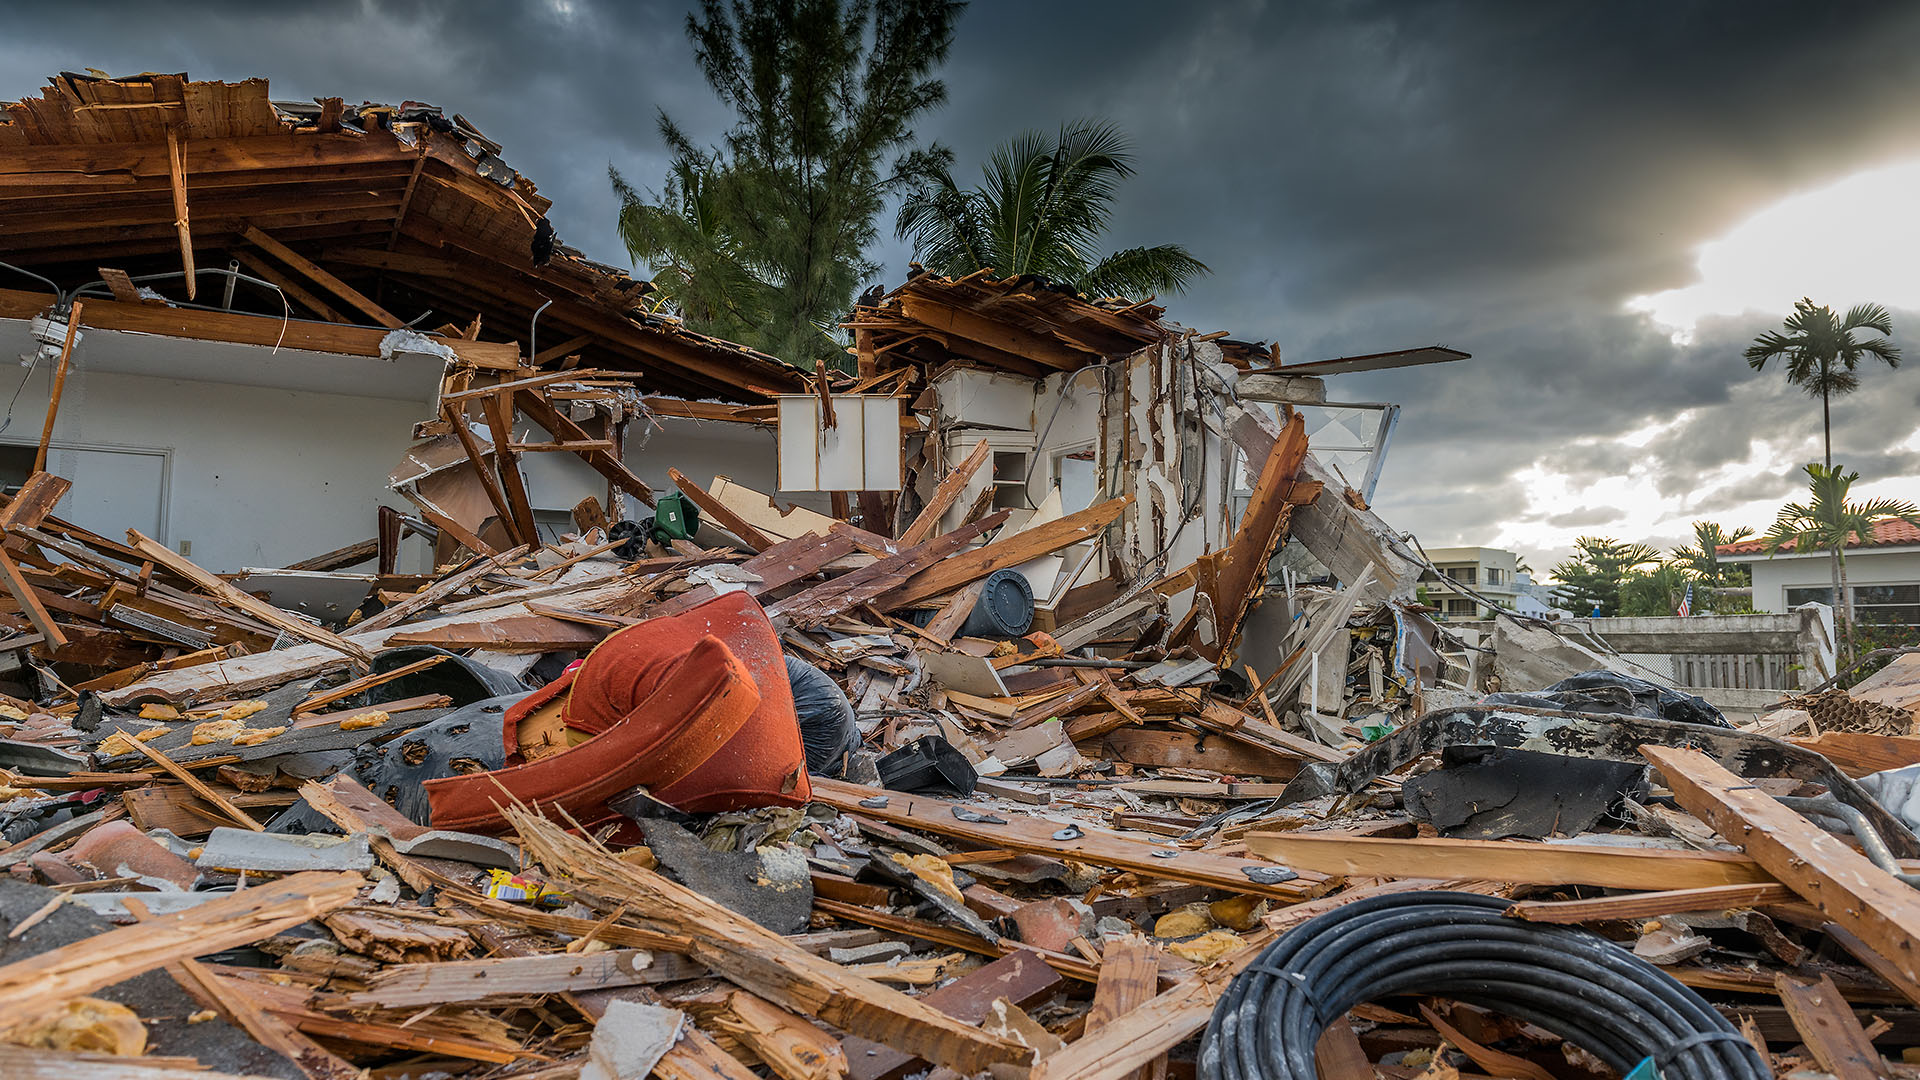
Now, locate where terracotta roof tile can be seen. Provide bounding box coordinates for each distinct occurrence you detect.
[1719,517,1920,556]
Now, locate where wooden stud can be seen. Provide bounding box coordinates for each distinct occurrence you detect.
[1504,882,1797,924]
[166,128,196,299]
[1243,831,1775,891]
[899,437,991,546]
[116,735,262,832]
[441,401,524,546]
[0,546,66,650]
[481,392,538,545]
[32,299,83,476]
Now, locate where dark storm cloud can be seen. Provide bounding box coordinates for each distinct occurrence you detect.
[5,1,1920,572]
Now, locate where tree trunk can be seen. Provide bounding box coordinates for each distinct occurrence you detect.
[1822,387,1832,469]
[1833,545,1852,660]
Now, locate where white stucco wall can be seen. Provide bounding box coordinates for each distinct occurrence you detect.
[0,318,810,573]
[1740,548,1920,611]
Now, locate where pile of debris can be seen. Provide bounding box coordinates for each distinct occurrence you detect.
[7,67,1920,1080]
[0,416,1915,1079]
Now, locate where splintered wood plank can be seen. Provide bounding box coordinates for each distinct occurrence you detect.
[647,532,858,619]
[1505,882,1797,924]
[166,128,196,299]
[1790,731,1920,778]
[338,949,679,1008]
[900,437,991,546]
[768,512,1009,626]
[1242,832,1775,891]
[709,989,849,1080]
[0,1047,295,1079]
[0,872,360,1024]
[842,950,1063,1080]
[809,778,1328,902]
[125,529,370,663]
[671,467,776,551]
[1191,410,1308,664]
[124,897,361,1080]
[508,809,1032,1076]
[1644,744,1920,990]
[1087,936,1163,1080]
[115,734,262,832]
[347,545,532,636]
[875,496,1131,609]
[0,546,65,648]
[386,614,605,651]
[1775,973,1886,1080]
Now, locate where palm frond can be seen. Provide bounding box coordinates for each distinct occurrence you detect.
[1082,245,1212,299]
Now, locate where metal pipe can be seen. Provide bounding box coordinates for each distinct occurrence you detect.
[529,298,554,366]
[1776,794,1920,887]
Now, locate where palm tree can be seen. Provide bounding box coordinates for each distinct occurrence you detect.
[895,120,1210,300]
[1760,463,1920,655]
[1743,299,1901,468]
[1670,521,1754,584]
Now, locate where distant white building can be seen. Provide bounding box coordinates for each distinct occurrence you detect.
[1718,519,1920,628]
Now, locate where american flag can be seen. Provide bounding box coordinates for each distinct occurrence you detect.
[1676,583,1693,618]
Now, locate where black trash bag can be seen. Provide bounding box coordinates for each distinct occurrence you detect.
[877,734,977,797]
[1480,669,1729,728]
[786,655,860,777]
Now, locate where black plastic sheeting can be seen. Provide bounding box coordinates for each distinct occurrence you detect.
[1481,670,1729,728]
[787,655,860,778]
[271,693,523,832]
[347,646,529,710]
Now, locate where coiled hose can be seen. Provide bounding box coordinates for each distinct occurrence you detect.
[1199,892,1768,1080]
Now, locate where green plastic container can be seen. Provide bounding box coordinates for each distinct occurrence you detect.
[650,492,701,541]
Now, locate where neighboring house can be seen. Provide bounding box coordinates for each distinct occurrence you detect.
[1418,546,1521,620]
[1718,519,1920,628]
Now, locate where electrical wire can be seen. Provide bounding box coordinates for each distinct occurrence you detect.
[1200,891,1768,1080]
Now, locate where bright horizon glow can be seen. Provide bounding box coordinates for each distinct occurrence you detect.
[1627,159,1920,342]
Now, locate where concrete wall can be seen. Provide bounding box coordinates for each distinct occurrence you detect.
[1742,548,1920,612]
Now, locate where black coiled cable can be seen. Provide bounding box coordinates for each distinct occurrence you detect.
[1198,892,1769,1080]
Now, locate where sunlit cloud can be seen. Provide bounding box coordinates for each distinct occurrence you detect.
[1626,159,1920,342]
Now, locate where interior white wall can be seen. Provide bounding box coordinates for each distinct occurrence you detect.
[520,413,829,521]
[0,318,824,572]
[16,363,434,572]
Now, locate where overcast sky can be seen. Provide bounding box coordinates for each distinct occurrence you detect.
[5,0,1919,575]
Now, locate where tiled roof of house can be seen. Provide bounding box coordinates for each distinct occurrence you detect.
[1719,517,1920,556]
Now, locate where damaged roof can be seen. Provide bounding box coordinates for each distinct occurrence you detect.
[0,71,805,401]
[848,266,1467,380]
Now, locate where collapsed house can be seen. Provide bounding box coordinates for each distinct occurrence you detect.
[0,72,1917,1079]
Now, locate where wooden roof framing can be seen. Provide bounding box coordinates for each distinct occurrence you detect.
[848,271,1174,379]
[0,72,805,402]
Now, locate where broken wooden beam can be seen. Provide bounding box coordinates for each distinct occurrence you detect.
[1643,744,1920,990]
